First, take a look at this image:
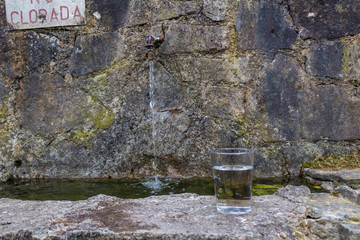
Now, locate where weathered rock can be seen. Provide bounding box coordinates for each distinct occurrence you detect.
[283,142,323,177]
[0,74,9,104]
[274,185,311,203]
[0,32,63,78]
[203,0,227,22]
[260,54,360,141]
[336,185,360,205]
[307,41,344,78]
[159,23,230,55]
[155,1,200,22]
[70,33,123,76]
[339,224,360,240]
[90,0,130,31]
[260,54,306,140]
[235,0,298,50]
[253,146,286,178]
[15,72,107,137]
[304,168,360,185]
[124,0,200,27]
[342,34,360,80]
[1,187,360,239]
[302,85,360,141]
[289,0,360,39]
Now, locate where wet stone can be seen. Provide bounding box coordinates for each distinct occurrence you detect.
[289,0,360,39]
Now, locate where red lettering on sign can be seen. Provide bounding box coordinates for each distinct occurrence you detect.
[30,0,40,4]
[60,6,69,20]
[21,11,29,24]
[11,11,19,25]
[50,8,58,21]
[29,9,38,23]
[74,5,82,19]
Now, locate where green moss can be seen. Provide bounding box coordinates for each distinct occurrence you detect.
[235,113,274,145]
[72,107,115,146]
[157,10,179,20]
[0,97,10,142]
[302,152,360,171]
[228,26,239,63]
[348,217,360,222]
[0,101,8,123]
[342,42,350,74]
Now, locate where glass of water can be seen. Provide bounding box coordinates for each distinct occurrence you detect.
[210,148,254,215]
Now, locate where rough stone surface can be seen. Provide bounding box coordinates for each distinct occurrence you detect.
[203,0,227,22]
[339,224,360,240]
[289,0,360,39]
[0,74,9,104]
[308,41,344,78]
[260,54,360,141]
[304,168,360,184]
[1,187,360,239]
[159,23,230,55]
[89,0,130,31]
[235,0,298,50]
[335,185,360,205]
[70,33,123,76]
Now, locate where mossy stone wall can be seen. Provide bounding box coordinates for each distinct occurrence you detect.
[0,0,359,181]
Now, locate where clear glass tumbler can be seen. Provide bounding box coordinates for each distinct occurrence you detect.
[210,148,254,215]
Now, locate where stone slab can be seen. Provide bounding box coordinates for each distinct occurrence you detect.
[303,168,360,184]
[1,186,360,239]
[289,0,360,39]
[336,186,360,205]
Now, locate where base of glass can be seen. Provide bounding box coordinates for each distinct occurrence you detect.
[216,204,251,215]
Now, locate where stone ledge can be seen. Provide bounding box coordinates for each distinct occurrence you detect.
[1,186,360,239]
[303,168,360,184]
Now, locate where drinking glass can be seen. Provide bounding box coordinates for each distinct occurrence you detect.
[210,148,254,215]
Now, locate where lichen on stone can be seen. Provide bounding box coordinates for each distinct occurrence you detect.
[302,152,360,171]
[0,96,11,142]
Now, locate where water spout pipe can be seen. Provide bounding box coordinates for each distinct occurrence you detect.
[145,23,166,61]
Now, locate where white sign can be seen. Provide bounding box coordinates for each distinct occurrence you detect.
[5,0,86,30]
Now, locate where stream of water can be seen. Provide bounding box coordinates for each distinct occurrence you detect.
[148,60,158,171]
[144,60,166,190]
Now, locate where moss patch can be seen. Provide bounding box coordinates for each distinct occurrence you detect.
[0,96,10,142]
[302,152,360,171]
[72,107,115,146]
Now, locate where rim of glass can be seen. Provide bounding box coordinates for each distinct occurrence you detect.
[210,148,254,155]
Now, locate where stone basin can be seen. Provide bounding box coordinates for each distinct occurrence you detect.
[1,186,360,239]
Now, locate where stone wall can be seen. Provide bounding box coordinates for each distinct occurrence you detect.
[0,0,359,181]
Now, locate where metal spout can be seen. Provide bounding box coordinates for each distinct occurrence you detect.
[147,51,154,60]
[145,23,166,60]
